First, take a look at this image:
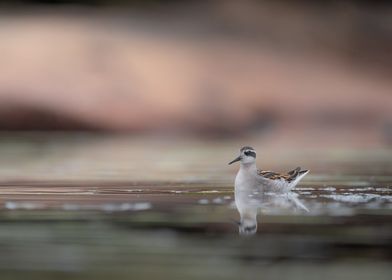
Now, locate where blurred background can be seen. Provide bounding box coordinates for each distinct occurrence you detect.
[0,0,390,148]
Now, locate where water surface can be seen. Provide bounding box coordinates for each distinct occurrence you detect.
[0,133,391,279]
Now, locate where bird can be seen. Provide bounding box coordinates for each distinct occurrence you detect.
[229,146,309,235]
[228,146,309,193]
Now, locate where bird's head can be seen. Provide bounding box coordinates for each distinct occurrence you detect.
[228,146,256,165]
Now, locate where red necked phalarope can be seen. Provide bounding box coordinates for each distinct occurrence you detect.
[229,146,309,193]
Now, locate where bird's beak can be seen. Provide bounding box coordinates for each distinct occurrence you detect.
[228,156,241,165]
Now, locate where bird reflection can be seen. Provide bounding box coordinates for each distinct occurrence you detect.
[234,185,309,236]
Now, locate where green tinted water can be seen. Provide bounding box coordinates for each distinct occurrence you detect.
[0,133,391,280]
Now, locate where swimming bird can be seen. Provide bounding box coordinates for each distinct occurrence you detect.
[229,146,309,235]
[229,146,309,193]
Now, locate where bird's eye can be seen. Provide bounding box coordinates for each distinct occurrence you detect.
[244,150,256,158]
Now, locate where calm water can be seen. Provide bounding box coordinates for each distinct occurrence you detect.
[0,133,391,280]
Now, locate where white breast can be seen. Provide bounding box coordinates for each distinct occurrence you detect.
[235,169,251,189]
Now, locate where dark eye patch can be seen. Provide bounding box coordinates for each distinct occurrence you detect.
[244,225,257,232]
[244,151,256,158]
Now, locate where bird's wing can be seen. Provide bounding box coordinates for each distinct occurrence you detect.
[258,168,308,183]
[257,170,291,181]
[287,167,301,176]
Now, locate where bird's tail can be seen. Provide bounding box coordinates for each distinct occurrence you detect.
[288,168,309,190]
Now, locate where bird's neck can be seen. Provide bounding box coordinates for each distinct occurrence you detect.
[240,162,257,173]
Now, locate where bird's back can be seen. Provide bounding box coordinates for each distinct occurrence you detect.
[257,167,309,192]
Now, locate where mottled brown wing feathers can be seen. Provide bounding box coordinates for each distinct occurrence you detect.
[288,167,301,176]
[257,170,291,181]
[258,167,306,183]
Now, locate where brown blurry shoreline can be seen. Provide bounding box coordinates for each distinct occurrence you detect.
[0,1,390,146]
